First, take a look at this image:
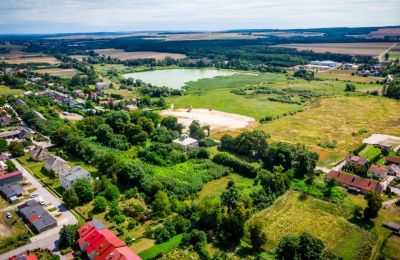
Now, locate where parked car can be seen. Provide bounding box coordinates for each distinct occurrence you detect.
[5,212,12,219]
[30,193,38,198]
[37,197,45,205]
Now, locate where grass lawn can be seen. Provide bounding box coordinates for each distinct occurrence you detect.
[0,85,23,96]
[257,96,400,166]
[358,145,381,161]
[138,234,183,260]
[248,191,373,259]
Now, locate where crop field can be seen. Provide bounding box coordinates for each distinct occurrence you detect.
[0,45,60,64]
[275,42,395,56]
[94,48,187,60]
[34,68,77,78]
[248,191,373,259]
[316,70,382,84]
[0,85,23,96]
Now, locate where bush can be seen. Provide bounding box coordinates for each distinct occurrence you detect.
[213,152,258,178]
[188,147,211,159]
[353,143,367,155]
[93,195,108,213]
[199,137,217,147]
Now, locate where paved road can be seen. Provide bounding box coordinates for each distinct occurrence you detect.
[0,159,77,259]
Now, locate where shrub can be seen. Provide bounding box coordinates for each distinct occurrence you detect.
[213,152,258,178]
[199,137,217,147]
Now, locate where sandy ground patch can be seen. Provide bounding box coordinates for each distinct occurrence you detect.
[0,224,12,237]
[95,48,186,61]
[161,109,256,133]
[363,134,400,146]
[59,112,84,121]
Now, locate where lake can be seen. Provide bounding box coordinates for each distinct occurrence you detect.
[123,69,235,89]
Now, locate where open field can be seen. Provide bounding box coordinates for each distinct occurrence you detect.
[94,48,187,60]
[316,70,382,83]
[275,42,395,56]
[249,191,373,259]
[34,68,77,78]
[161,109,256,133]
[138,234,183,260]
[252,31,325,38]
[358,145,381,161]
[0,85,23,96]
[257,96,400,166]
[0,46,60,64]
[161,32,260,41]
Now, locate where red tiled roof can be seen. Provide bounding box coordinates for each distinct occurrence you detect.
[346,155,367,165]
[368,164,387,176]
[327,170,382,193]
[0,170,22,180]
[103,246,142,260]
[86,229,125,254]
[386,156,400,164]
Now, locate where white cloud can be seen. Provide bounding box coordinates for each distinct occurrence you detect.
[0,0,399,33]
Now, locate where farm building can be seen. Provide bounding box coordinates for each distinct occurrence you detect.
[310,60,339,67]
[0,184,24,202]
[30,146,51,161]
[368,164,388,179]
[0,170,23,186]
[374,143,392,150]
[18,199,57,233]
[78,221,141,260]
[44,156,69,175]
[388,164,400,178]
[173,134,198,151]
[59,166,91,189]
[95,82,110,90]
[345,155,368,167]
[326,170,383,194]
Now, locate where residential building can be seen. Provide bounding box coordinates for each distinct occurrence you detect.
[0,130,20,139]
[95,82,110,90]
[19,128,33,139]
[326,170,383,194]
[78,221,141,260]
[17,200,57,233]
[30,146,51,161]
[385,156,400,165]
[59,166,90,189]
[0,160,7,174]
[44,156,70,175]
[0,114,12,126]
[388,164,400,178]
[345,154,368,167]
[374,143,392,150]
[9,252,38,260]
[172,134,198,151]
[368,164,388,179]
[15,99,27,106]
[122,104,138,111]
[0,154,9,161]
[0,184,24,202]
[0,170,23,186]
[382,222,400,235]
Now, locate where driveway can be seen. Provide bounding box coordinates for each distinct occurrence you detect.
[0,159,77,259]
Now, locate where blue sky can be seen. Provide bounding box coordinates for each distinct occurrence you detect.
[0,0,399,34]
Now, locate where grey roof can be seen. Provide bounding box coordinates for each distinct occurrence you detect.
[0,184,24,198]
[60,166,90,182]
[45,156,67,170]
[173,134,198,146]
[382,221,400,232]
[18,199,57,232]
[92,220,105,230]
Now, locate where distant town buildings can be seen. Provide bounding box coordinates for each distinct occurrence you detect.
[310,60,339,68]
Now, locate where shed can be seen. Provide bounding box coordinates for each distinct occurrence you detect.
[172,134,198,151]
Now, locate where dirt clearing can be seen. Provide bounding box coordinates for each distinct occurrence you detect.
[160,109,256,133]
[34,68,77,78]
[94,49,186,60]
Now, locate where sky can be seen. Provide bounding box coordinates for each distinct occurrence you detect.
[0,0,399,34]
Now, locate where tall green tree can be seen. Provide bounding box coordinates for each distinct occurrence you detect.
[152,190,171,217]
[62,188,79,209]
[73,178,94,204]
[59,224,78,249]
[8,141,24,157]
[189,120,206,140]
[364,191,382,219]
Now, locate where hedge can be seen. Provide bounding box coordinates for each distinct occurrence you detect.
[212,152,258,178]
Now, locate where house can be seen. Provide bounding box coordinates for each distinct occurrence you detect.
[0,184,24,202]
[30,146,51,161]
[78,221,141,260]
[172,134,198,151]
[382,222,400,235]
[9,252,38,260]
[15,99,27,106]
[19,128,33,140]
[310,60,339,67]
[18,200,57,233]
[73,89,85,97]
[0,160,8,174]
[326,170,383,194]
[374,143,392,150]
[368,164,388,179]
[0,154,9,161]
[95,82,110,90]
[0,114,12,126]
[0,130,20,139]
[122,104,138,111]
[59,166,90,189]
[385,156,400,165]
[388,164,400,178]
[44,156,69,175]
[345,155,368,166]
[0,171,23,186]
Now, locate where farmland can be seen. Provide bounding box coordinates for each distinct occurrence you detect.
[94,48,187,60]
[248,191,374,259]
[275,42,396,57]
[34,68,77,78]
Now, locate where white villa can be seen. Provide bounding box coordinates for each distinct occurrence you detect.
[172,134,198,151]
[59,166,91,189]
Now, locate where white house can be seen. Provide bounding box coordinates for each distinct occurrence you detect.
[95,82,110,90]
[59,166,91,189]
[172,134,198,151]
[44,156,70,175]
